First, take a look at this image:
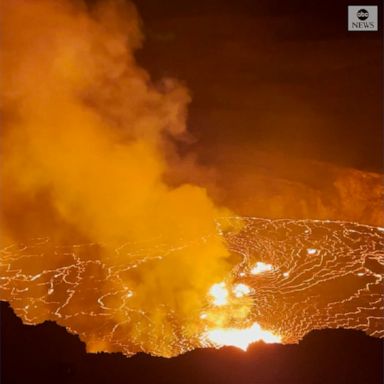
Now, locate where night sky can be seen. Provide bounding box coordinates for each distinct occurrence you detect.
[1,0,383,383]
[135,0,382,171]
[136,0,383,223]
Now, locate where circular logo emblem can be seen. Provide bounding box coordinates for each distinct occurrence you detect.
[357,9,369,20]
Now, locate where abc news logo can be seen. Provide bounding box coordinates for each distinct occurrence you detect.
[348,6,378,31]
[357,9,369,20]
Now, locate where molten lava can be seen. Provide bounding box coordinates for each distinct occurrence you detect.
[250,262,274,275]
[209,282,229,306]
[205,322,281,351]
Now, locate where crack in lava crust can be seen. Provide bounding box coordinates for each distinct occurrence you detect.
[1,218,383,357]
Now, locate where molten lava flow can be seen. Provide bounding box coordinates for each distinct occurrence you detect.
[204,281,277,350]
[233,283,251,298]
[1,218,384,357]
[250,262,274,275]
[205,322,281,351]
[209,282,229,306]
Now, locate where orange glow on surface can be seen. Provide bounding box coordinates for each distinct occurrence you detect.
[250,262,274,275]
[233,283,251,298]
[205,322,281,351]
[209,282,229,306]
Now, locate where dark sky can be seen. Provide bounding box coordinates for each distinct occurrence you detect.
[135,0,382,171]
[134,0,383,225]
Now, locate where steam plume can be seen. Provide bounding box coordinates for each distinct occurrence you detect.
[0,0,232,355]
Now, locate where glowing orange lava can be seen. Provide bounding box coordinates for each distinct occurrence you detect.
[250,261,274,275]
[205,322,281,351]
[209,282,229,306]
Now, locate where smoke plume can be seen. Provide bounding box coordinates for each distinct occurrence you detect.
[0,0,232,355]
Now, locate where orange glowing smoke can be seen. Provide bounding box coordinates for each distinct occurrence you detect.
[0,0,234,357]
